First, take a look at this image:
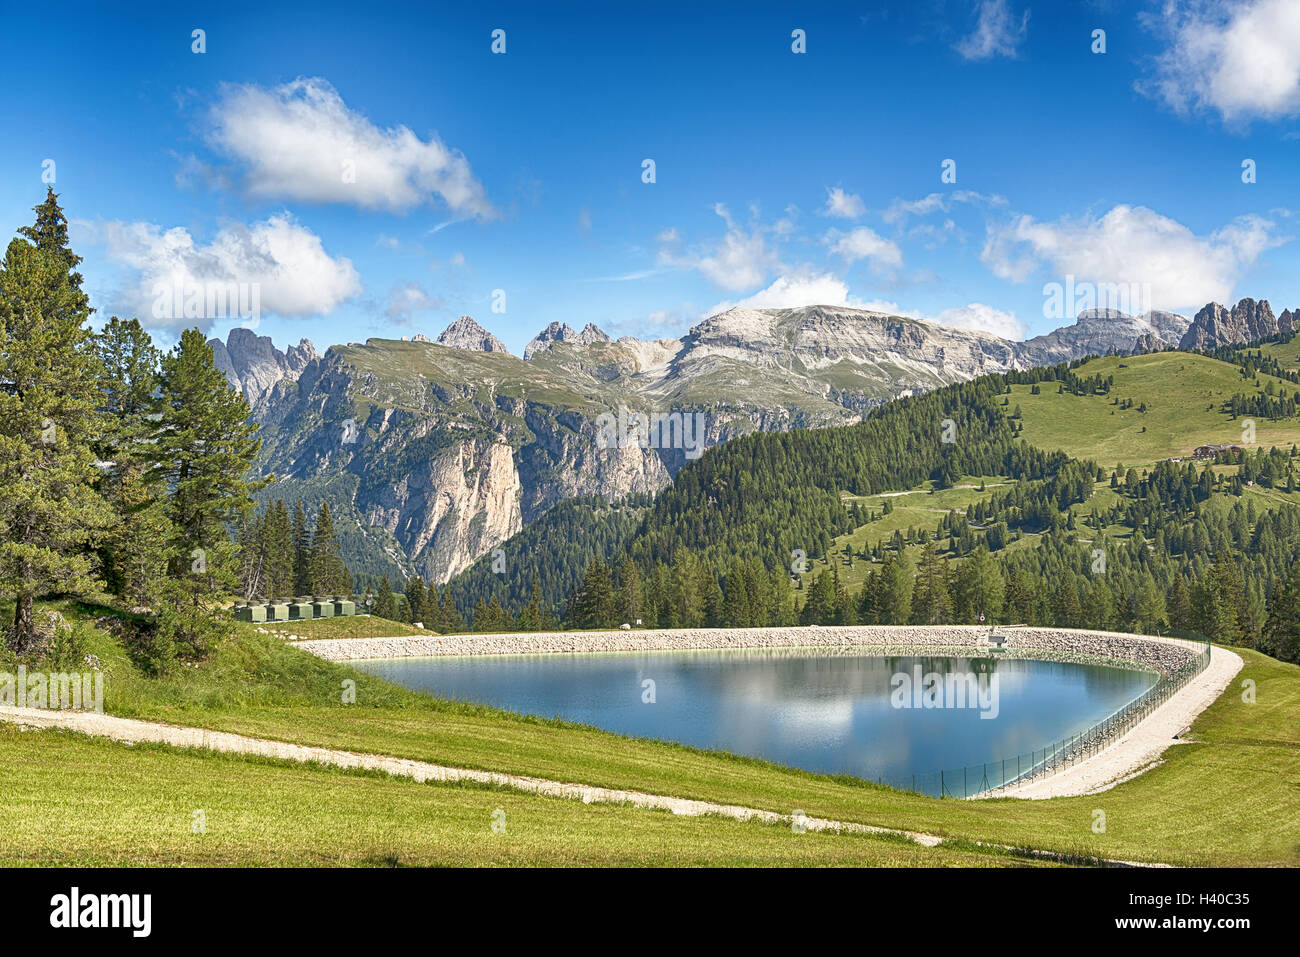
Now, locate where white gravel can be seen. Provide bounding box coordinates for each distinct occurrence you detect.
[983,644,1242,799]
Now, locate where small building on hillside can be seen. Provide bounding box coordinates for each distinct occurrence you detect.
[1193,444,1243,459]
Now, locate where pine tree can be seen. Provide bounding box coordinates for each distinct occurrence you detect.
[441,588,464,633]
[1168,574,1194,631]
[92,316,170,606]
[146,329,263,656]
[799,569,837,625]
[570,561,615,629]
[485,595,511,631]
[405,575,427,625]
[263,500,294,599]
[1053,575,1082,628]
[953,546,1004,624]
[910,543,953,625]
[374,575,397,620]
[308,501,349,594]
[472,598,491,632]
[615,557,642,626]
[1262,560,1300,663]
[291,500,310,595]
[0,190,110,651]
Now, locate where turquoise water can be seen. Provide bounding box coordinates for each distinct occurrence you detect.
[355,649,1156,785]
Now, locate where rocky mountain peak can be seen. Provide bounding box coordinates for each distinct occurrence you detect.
[435,316,510,354]
[208,328,318,405]
[523,320,611,359]
[1179,298,1279,351]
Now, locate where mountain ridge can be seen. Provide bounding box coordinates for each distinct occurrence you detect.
[216,299,1285,584]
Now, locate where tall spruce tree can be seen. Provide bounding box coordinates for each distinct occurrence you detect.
[291,500,310,595]
[92,316,170,606]
[263,500,294,598]
[1262,560,1300,663]
[405,575,427,624]
[308,501,349,594]
[374,574,397,619]
[0,190,110,651]
[910,543,953,625]
[146,328,262,654]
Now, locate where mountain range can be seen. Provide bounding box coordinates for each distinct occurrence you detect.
[211,298,1291,584]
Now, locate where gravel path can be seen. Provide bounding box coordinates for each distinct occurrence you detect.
[0,704,1163,866]
[982,645,1243,799]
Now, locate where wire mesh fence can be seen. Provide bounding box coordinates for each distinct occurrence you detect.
[874,641,1212,799]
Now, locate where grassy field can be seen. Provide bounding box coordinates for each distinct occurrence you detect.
[0,725,1030,867]
[3,600,1294,866]
[798,479,1006,592]
[1260,337,1300,374]
[1012,352,1300,467]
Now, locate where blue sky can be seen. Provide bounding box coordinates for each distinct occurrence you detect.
[2,0,1298,353]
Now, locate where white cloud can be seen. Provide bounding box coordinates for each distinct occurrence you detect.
[706,271,859,315]
[821,187,866,219]
[82,214,362,328]
[659,204,779,291]
[827,227,904,271]
[981,204,1286,311]
[1142,0,1300,123]
[881,190,1006,225]
[208,77,494,216]
[954,0,1029,60]
[703,272,1022,340]
[928,303,1026,339]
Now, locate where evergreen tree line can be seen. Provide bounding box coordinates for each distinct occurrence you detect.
[235,499,351,599]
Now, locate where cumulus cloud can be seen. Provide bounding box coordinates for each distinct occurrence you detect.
[928,303,1026,340]
[82,214,362,329]
[981,204,1286,311]
[658,204,780,291]
[821,187,866,218]
[954,0,1029,61]
[706,271,860,315]
[208,77,495,216]
[827,226,904,271]
[1141,0,1300,123]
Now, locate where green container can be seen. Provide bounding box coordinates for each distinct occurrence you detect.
[267,603,290,622]
[312,601,335,618]
[237,604,267,623]
[333,600,356,617]
[289,602,314,620]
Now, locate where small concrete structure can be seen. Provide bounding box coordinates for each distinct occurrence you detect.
[333,599,356,617]
[288,602,314,620]
[312,600,335,618]
[267,603,290,622]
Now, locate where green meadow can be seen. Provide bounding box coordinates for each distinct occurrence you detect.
[1,603,1294,867]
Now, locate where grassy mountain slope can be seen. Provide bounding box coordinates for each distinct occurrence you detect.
[1013,352,1300,466]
